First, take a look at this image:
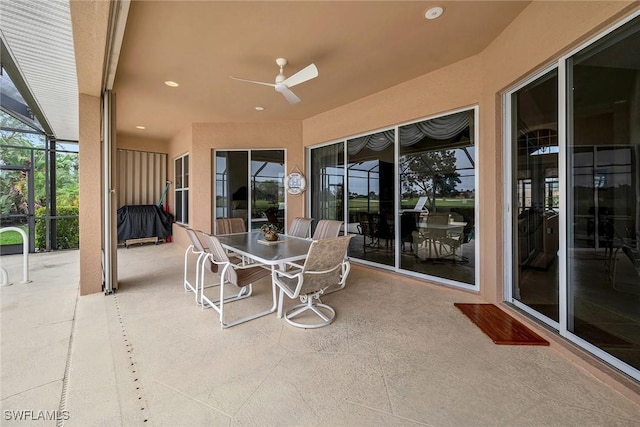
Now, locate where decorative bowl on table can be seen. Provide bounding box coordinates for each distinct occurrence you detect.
[260,223,280,241]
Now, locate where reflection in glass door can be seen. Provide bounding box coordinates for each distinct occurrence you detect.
[309,143,344,227]
[214,150,284,232]
[567,17,639,372]
[507,15,639,380]
[347,130,395,267]
[399,110,476,285]
[510,70,560,322]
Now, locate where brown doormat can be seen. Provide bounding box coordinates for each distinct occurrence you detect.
[454,303,549,346]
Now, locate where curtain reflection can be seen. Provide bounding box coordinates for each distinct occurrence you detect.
[399,111,476,284]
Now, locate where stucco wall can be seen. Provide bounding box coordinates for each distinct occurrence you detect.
[191,121,304,233]
[117,134,169,153]
[78,94,103,295]
[302,1,638,302]
[478,0,637,302]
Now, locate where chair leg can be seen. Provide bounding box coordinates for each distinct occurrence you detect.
[199,263,277,329]
[284,293,336,329]
[183,245,196,292]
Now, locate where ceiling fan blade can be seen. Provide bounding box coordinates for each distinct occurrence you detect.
[282,63,318,88]
[229,76,276,88]
[281,88,301,104]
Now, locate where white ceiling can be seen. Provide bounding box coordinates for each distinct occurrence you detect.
[113,1,530,141]
[0,0,78,141]
[0,1,533,143]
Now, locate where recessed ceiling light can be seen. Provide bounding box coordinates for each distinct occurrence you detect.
[164,80,179,87]
[136,125,146,130]
[255,106,264,111]
[425,6,444,20]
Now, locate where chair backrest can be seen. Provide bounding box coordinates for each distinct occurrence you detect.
[184,227,206,252]
[216,218,246,235]
[288,217,313,238]
[426,213,450,238]
[200,233,269,287]
[200,232,236,280]
[312,219,343,240]
[300,235,354,295]
[622,245,640,274]
[401,212,418,240]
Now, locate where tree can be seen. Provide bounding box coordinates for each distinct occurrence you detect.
[1,111,80,249]
[400,150,461,210]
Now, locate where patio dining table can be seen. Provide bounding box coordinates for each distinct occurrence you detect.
[215,231,313,318]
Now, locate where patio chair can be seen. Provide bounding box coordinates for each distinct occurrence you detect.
[215,217,246,234]
[288,217,313,238]
[183,227,212,304]
[610,235,640,293]
[312,219,343,240]
[400,212,418,252]
[199,233,275,328]
[272,234,354,328]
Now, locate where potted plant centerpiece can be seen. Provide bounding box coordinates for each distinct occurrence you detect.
[260,223,281,241]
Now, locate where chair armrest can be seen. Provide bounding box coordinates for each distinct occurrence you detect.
[272,267,302,279]
[286,261,305,270]
[231,260,269,271]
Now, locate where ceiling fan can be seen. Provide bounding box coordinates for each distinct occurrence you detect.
[230,58,318,104]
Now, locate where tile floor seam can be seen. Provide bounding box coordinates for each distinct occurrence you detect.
[373,335,396,419]
[517,396,640,424]
[56,289,78,427]
[0,379,62,402]
[151,378,232,420]
[37,319,74,327]
[342,399,434,426]
[164,324,207,343]
[227,352,289,419]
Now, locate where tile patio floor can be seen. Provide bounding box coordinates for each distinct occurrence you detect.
[1,243,639,426]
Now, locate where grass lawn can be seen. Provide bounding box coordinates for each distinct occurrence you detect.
[0,226,29,246]
[348,197,474,211]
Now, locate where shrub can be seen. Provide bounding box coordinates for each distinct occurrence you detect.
[35,206,79,250]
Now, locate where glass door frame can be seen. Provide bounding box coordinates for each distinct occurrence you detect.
[503,9,640,381]
[503,63,562,331]
[306,105,480,292]
[212,148,287,233]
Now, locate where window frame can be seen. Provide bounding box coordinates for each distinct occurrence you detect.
[174,153,189,224]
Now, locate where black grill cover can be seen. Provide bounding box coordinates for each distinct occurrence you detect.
[117,205,173,241]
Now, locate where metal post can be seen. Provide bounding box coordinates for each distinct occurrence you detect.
[0,226,30,285]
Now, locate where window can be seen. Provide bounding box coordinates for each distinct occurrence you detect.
[174,154,189,224]
[214,150,285,232]
[309,108,477,288]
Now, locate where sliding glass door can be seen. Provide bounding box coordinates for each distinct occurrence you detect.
[214,149,285,232]
[399,111,476,284]
[347,130,396,267]
[308,108,478,287]
[509,70,559,322]
[507,14,639,380]
[566,18,639,373]
[309,143,344,229]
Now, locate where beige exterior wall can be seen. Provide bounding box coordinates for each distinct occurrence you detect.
[162,121,303,248]
[117,134,169,153]
[78,94,103,295]
[302,1,638,304]
[478,0,638,302]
